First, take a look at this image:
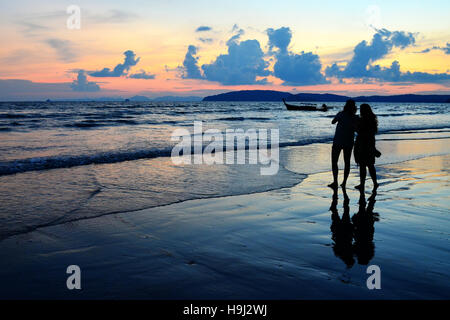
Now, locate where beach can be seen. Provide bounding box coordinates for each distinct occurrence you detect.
[2,0,450,305]
[0,135,448,299]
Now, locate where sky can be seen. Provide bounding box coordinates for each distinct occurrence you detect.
[0,0,449,100]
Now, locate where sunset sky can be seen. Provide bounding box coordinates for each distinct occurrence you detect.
[0,0,449,100]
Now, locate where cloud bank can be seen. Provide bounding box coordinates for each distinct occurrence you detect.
[326,29,449,83]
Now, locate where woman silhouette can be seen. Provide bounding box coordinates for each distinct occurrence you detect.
[354,104,379,191]
[328,99,358,189]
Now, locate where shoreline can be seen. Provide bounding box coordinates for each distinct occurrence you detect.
[1,125,449,177]
[0,152,449,299]
[1,134,449,242]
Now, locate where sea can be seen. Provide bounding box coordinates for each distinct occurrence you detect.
[0,100,449,240]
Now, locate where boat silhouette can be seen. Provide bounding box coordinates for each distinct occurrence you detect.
[282,98,329,111]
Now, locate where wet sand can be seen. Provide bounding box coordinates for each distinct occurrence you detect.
[0,150,448,299]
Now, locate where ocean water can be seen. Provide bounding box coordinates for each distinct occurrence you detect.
[0,101,449,239]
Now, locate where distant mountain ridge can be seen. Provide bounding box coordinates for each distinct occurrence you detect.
[202,90,450,103]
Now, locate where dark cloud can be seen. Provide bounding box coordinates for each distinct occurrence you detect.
[201,32,270,85]
[195,26,212,32]
[326,28,416,78]
[181,45,204,79]
[71,70,100,91]
[45,38,78,63]
[128,70,156,79]
[90,50,140,77]
[266,27,328,85]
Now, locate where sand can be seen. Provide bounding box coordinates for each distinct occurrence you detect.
[0,153,449,299]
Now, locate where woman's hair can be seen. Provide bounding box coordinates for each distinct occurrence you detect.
[360,103,378,133]
[343,99,356,115]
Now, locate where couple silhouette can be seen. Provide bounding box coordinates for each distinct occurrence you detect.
[328,99,380,191]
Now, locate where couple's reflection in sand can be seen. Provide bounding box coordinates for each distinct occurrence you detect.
[330,187,379,269]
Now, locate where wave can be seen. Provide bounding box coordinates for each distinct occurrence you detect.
[0,135,335,176]
[0,147,175,176]
[0,113,37,119]
[381,124,450,134]
[324,111,445,118]
[215,116,271,121]
[1,121,448,176]
[65,121,103,128]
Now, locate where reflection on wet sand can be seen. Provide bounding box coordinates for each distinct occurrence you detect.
[330,187,379,268]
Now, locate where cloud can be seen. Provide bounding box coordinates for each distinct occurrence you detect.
[326,28,416,78]
[198,37,214,44]
[180,27,269,85]
[45,38,78,63]
[195,26,212,32]
[201,32,270,85]
[273,52,329,85]
[90,50,140,77]
[444,43,450,54]
[87,9,138,24]
[1,49,36,65]
[417,48,431,53]
[180,45,204,79]
[128,70,156,79]
[226,26,245,46]
[417,43,450,55]
[181,26,327,86]
[326,30,449,84]
[18,21,49,37]
[367,61,450,83]
[266,27,328,85]
[267,27,291,53]
[71,70,100,91]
